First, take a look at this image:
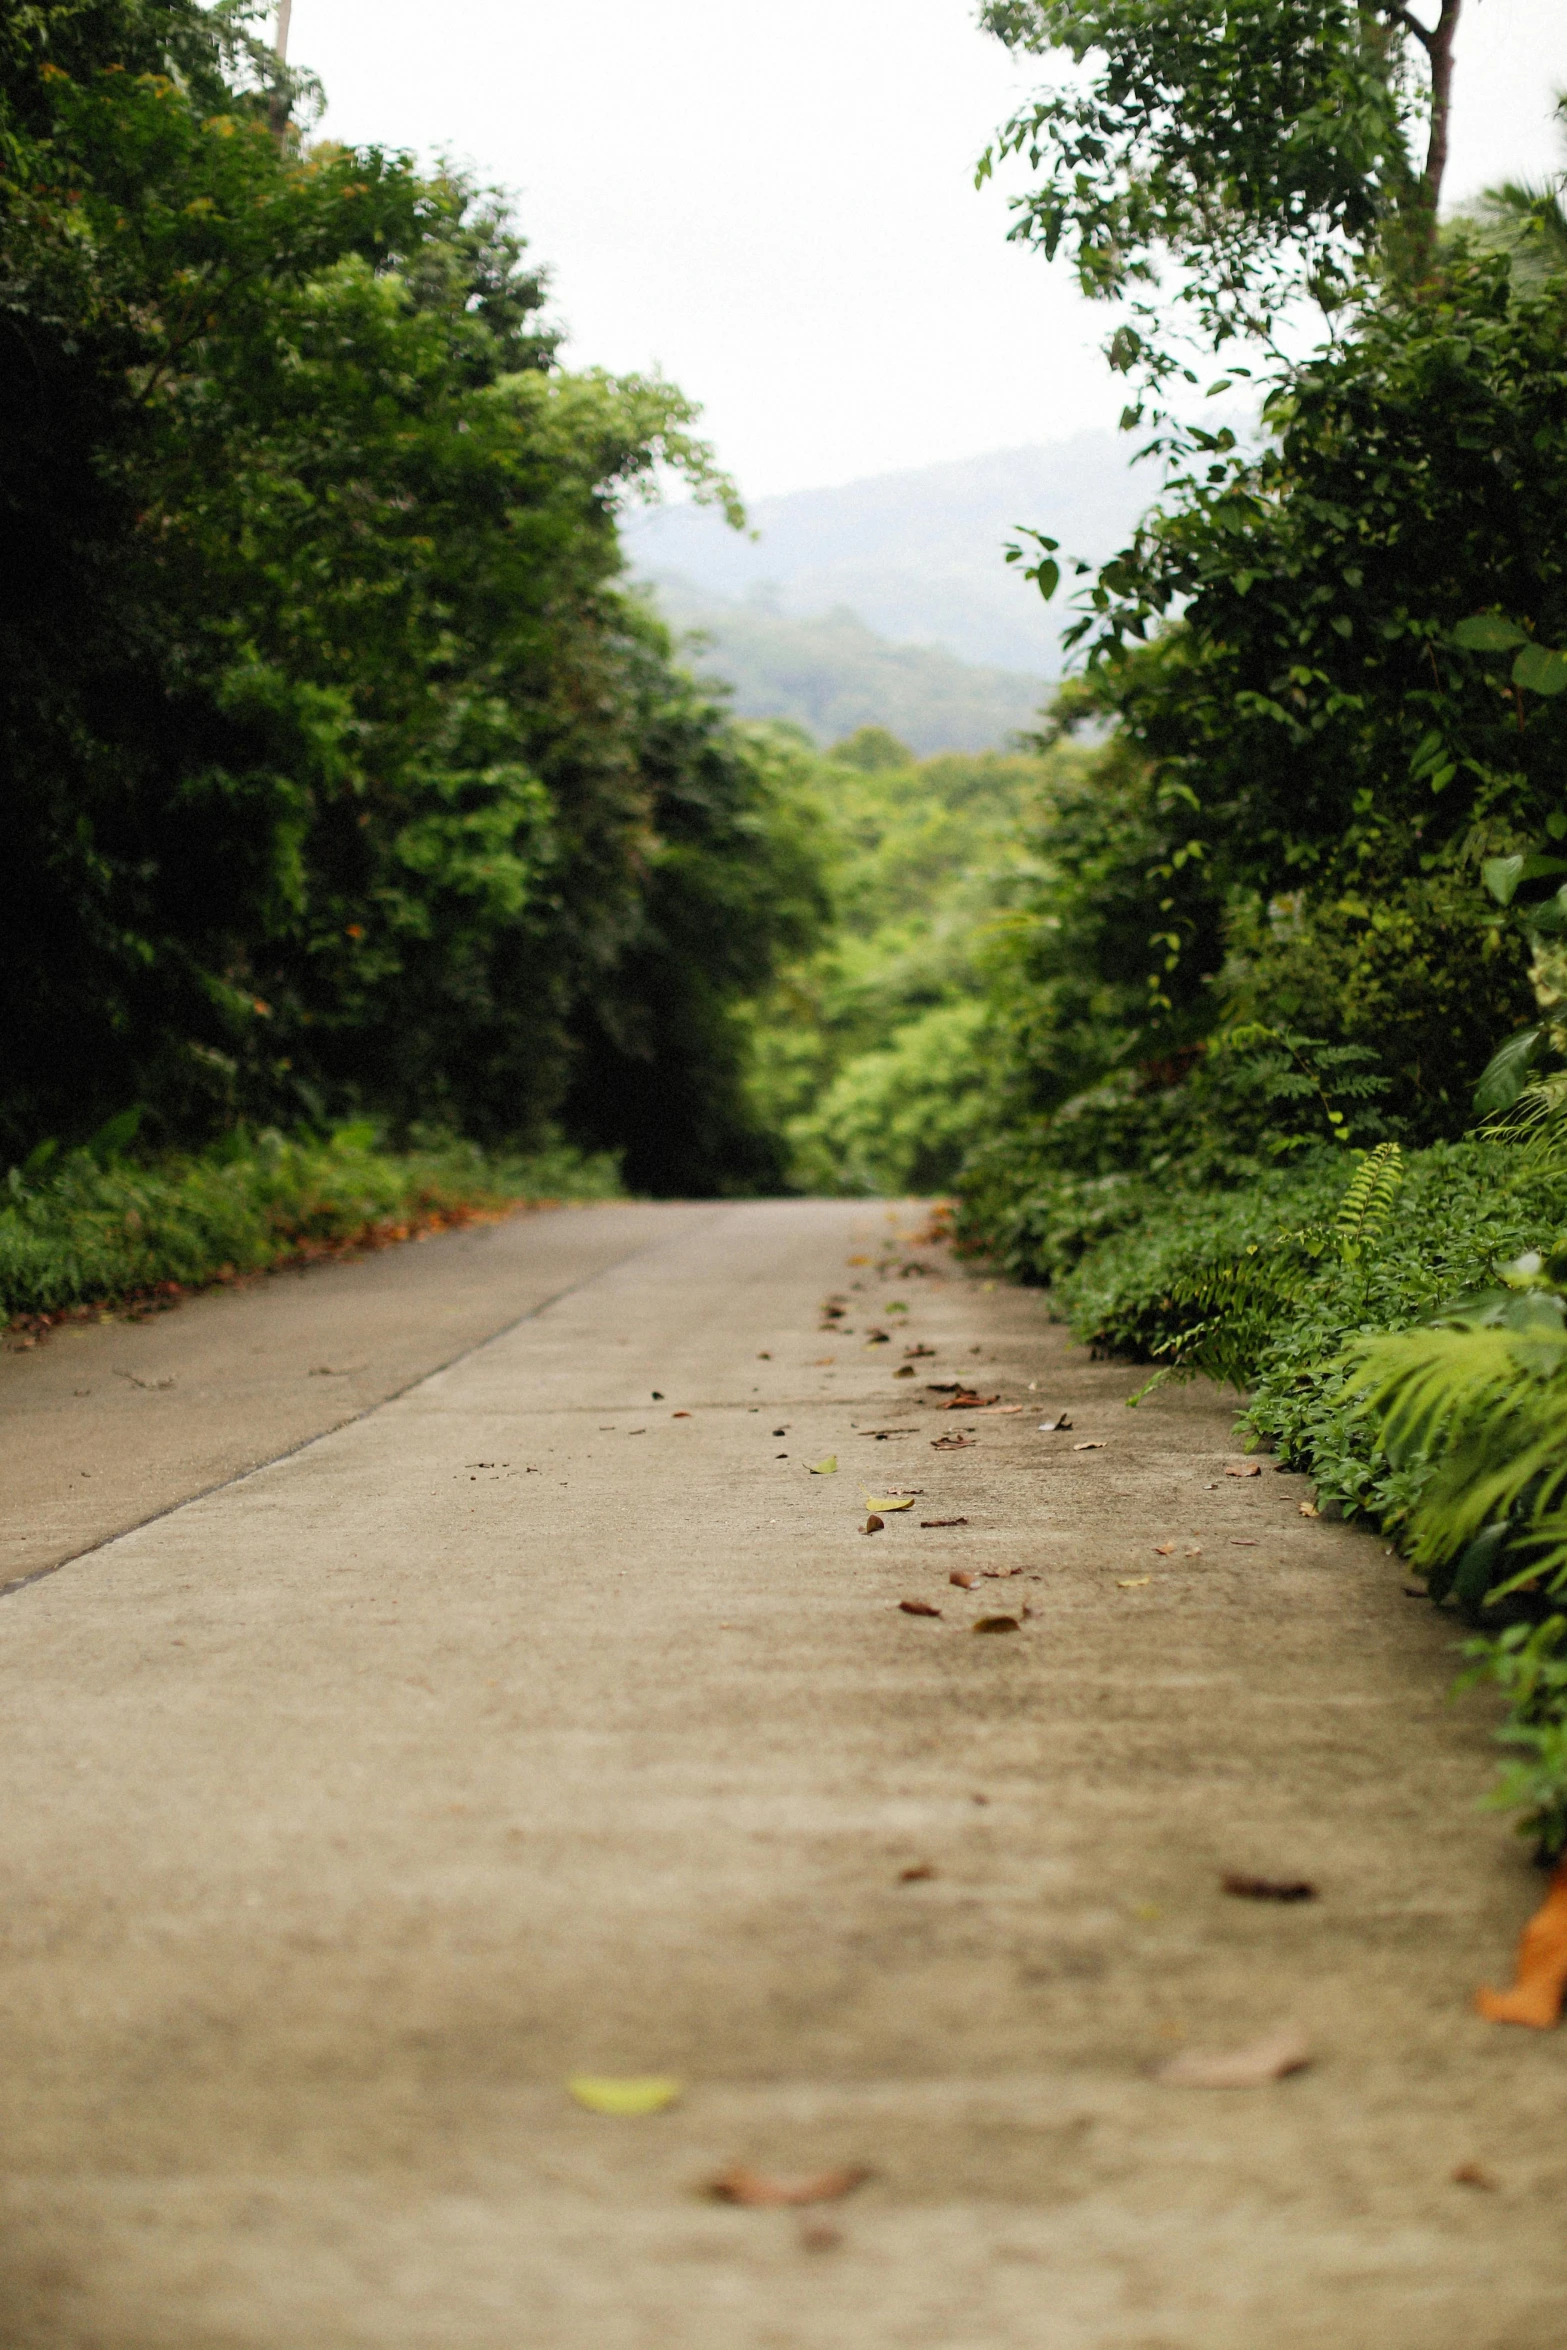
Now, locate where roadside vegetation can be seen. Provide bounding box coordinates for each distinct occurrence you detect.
[941,6,1567,1863]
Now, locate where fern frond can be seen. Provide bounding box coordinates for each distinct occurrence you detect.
[1334,1142,1403,1265]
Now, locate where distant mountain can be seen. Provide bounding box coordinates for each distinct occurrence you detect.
[651,576,1047,755]
[624,431,1155,675]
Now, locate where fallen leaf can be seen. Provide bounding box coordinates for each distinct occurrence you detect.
[1298,1500,1319,1518]
[858,1427,919,1439]
[846,1255,870,1266]
[1117,1576,1152,1589]
[943,1390,998,1410]
[1230,1538,1259,1548]
[1036,1414,1073,1432]
[925,1381,962,1394]
[1073,1441,1105,1452]
[756,1351,772,1360]
[568,2075,682,2115]
[931,1434,976,1451]
[708,2163,870,2208]
[671,1410,691,1418]
[973,1404,1024,1416]
[894,1365,916,1378]
[950,1570,979,1589]
[1225,1462,1262,1479]
[1452,2161,1499,2191]
[898,1862,935,1882]
[813,1357,836,1367]
[1185,1544,1204,1557]
[1475,1859,1567,2028]
[808,1456,838,1476]
[972,1614,1020,1634]
[983,1565,1022,1579]
[1222,1872,1317,1903]
[903,1343,936,1359]
[1156,2026,1310,2088]
[773,1427,787,1436]
[864,1514,885,1535]
[899,1599,941,1617]
[865,1493,916,1512]
[865,1332,891,1347]
[920,1516,968,1527]
[1154,1543,1175,1557]
[651,1391,664,1401]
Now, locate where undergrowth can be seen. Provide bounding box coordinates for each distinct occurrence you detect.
[1,1123,621,1329]
[964,1129,1567,1855]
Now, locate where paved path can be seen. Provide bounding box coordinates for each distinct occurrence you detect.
[1,1198,1564,2348]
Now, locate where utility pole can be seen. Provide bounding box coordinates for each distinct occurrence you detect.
[269,0,293,144]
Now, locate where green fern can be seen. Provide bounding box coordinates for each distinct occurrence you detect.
[1334,1142,1404,1266]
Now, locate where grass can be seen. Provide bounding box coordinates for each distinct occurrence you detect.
[1,1124,621,1333]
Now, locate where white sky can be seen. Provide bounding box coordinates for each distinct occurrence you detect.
[293,0,1567,499]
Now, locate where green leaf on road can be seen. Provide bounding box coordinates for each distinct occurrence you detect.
[808,1455,837,1475]
[568,2076,682,2115]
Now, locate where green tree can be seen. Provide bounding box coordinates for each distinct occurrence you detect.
[980,0,1463,404]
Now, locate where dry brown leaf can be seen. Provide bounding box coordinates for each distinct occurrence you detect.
[943,1390,998,1410]
[983,1564,1022,1579]
[1222,1872,1317,1903]
[863,1514,885,1535]
[925,1381,962,1393]
[1036,1414,1074,1432]
[1230,1538,1259,1547]
[813,1357,836,1367]
[708,2163,870,2208]
[1185,1543,1204,1557]
[904,1343,936,1359]
[919,1516,968,1527]
[671,1410,691,1419]
[972,1614,1020,1634]
[949,1569,979,1589]
[1475,1859,1567,2027]
[931,1434,976,1451]
[899,1598,941,1617]
[973,1404,1024,1416]
[1225,1462,1262,1479]
[1116,1576,1152,1589]
[1153,1543,1175,1556]
[1157,2025,1310,2088]
[893,1365,916,1378]
[1452,2161,1499,2191]
[1299,1500,1320,1517]
[1073,1440,1105,1452]
[898,1862,935,1882]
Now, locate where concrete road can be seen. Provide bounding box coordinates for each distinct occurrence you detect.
[0,1197,1564,2349]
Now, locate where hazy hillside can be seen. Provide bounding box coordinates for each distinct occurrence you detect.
[651,577,1047,754]
[625,431,1154,674]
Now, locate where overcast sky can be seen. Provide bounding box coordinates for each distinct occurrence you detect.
[293,1,1567,500]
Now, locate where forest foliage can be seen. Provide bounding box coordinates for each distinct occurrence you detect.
[943,8,1567,1856]
[0,0,823,1196]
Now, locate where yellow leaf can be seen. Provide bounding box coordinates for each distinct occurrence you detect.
[808,1455,838,1475]
[567,2075,682,2115]
[864,1493,915,1512]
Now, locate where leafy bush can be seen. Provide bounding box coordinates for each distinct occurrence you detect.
[0,1124,617,1325]
[979,1130,1567,1852]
